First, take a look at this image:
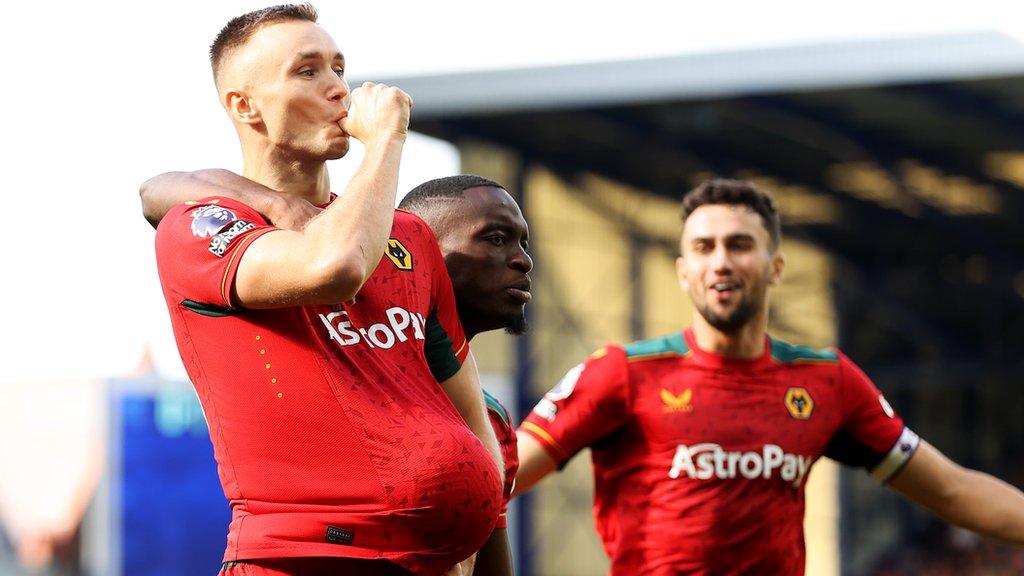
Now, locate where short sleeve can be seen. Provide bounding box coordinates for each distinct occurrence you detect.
[155,197,277,308]
[518,346,632,467]
[823,352,920,482]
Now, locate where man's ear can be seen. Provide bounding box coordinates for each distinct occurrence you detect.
[769,251,785,286]
[224,89,261,126]
[675,256,690,292]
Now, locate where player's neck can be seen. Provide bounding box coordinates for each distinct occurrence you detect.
[690,313,767,360]
[241,145,331,205]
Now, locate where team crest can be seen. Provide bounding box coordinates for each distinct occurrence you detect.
[784,387,814,420]
[386,239,413,270]
[661,388,693,413]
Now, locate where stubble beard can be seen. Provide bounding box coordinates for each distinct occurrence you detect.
[332,135,350,159]
[321,134,349,161]
[696,291,761,334]
[505,310,529,336]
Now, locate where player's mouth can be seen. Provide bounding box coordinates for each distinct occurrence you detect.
[333,110,349,132]
[709,280,740,300]
[507,279,532,303]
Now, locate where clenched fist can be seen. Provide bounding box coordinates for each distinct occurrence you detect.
[339,82,413,147]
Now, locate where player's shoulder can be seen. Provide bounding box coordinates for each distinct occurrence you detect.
[767,335,840,365]
[157,196,268,244]
[392,209,439,247]
[161,196,265,226]
[393,208,432,233]
[620,332,691,363]
[394,207,423,223]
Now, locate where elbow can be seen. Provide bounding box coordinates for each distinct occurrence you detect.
[311,251,372,302]
[139,171,187,229]
[138,176,161,228]
[139,171,176,203]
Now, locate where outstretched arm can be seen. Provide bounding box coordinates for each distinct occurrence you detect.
[513,348,632,497]
[889,440,1024,544]
[140,169,319,231]
[512,432,559,497]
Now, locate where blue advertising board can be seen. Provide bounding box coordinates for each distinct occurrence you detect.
[110,381,228,576]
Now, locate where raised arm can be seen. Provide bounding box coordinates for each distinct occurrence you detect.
[140,169,320,231]
[888,441,1024,544]
[230,83,411,308]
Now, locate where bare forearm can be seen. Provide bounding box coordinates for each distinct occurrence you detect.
[139,169,276,228]
[512,432,558,497]
[923,469,1024,544]
[140,171,195,228]
[444,554,475,576]
[473,529,512,576]
[238,136,407,306]
[303,137,405,287]
[890,442,1024,544]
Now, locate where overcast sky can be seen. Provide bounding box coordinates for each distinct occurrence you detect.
[1,0,1022,382]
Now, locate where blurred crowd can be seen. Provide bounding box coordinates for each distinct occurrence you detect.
[869,524,1024,576]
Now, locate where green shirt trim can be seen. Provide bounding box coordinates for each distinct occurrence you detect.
[181,299,237,317]
[769,338,839,363]
[483,389,511,426]
[424,311,462,382]
[623,332,690,360]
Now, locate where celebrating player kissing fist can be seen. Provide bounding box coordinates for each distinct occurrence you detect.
[340,81,413,145]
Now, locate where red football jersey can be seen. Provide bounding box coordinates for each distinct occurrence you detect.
[484,389,518,529]
[520,329,918,576]
[155,198,502,576]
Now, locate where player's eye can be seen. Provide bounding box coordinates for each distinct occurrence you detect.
[298,68,315,78]
[487,235,506,247]
[731,238,755,251]
[333,67,345,78]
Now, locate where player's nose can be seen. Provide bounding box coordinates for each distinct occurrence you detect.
[327,74,349,103]
[709,245,732,272]
[510,245,533,274]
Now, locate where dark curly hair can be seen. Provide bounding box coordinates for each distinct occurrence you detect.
[681,179,781,251]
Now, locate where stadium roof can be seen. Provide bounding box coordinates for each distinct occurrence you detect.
[374,32,1024,116]
[363,31,1024,366]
